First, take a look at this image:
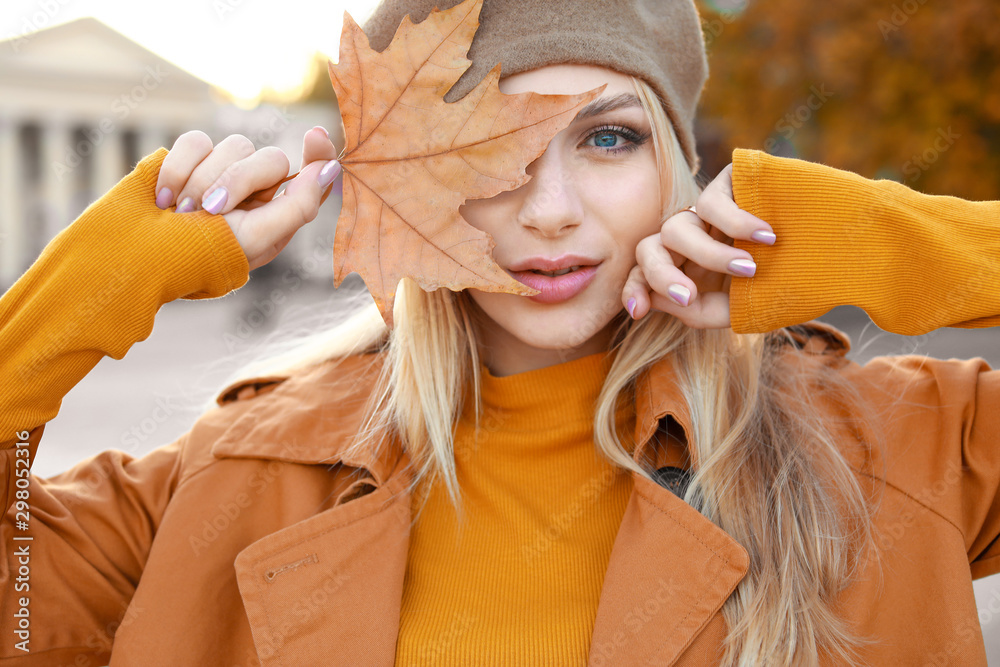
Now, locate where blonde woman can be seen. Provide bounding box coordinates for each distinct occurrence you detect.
[2,0,999,665]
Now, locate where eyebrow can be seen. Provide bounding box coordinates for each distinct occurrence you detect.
[572,93,642,122]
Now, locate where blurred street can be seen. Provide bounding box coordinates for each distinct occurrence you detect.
[34,279,1000,661]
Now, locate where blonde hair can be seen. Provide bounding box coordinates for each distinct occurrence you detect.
[234,77,881,666]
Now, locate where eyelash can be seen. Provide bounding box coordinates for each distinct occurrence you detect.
[582,124,649,155]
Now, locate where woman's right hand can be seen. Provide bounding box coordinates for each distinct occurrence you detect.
[153,127,342,271]
[623,164,775,329]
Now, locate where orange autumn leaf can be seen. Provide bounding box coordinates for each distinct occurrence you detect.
[326,0,604,325]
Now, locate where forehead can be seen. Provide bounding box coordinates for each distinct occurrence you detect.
[498,64,635,98]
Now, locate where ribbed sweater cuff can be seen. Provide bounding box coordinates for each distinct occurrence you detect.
[729,148,1000,335]
[75,147,250,303]
[0,148,249,441]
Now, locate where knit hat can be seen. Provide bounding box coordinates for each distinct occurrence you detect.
[362,0,708,172]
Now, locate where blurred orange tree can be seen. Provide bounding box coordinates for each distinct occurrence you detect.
[695,0,1000,200]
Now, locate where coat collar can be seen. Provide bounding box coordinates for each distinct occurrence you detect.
[210,352,402,485]
[210,321,851,484]
[631,319,851,472]
[208,347,688,483]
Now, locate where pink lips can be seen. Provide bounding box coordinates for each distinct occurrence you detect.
[509,265,599,304]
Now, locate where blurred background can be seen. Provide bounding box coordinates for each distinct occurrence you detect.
[694,0,1000,200]
[1,0,998,659]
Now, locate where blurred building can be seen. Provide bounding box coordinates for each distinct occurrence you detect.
[0,18,343,290]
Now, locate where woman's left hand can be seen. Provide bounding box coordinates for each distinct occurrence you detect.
[622,163,776,329]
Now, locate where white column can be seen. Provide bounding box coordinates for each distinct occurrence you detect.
[94,124,123,195]
[0,116,23,288]
[40,119,74,244]
[139,124,168,160]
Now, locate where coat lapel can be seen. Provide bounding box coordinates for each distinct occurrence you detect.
[211,353,412,666]
[232,458,413,667]
[588,473,748,665]
[588,354,750,665]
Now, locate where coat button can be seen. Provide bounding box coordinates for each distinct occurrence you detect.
[653,466,691,499]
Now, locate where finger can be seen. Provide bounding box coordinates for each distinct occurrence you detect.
[696,164,776,245]
[622,263,730,329]
[173,134,257,213]
[302,126,339,168]
[648,289,731,329]
[632,235,699,311]
[661,209,758,278]
[623,264,654,319]
[155,130,214,209]
[199,146,290,216]
[241,228,298,271]
[226,158,340,270]
[241,127,339,210]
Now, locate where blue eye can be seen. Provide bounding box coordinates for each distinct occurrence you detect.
[593,131,621,148]
[583,124,648,155]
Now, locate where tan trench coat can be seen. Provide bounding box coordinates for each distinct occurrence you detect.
[2,318,999,666]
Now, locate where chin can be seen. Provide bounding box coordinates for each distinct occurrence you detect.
[465,290,624,354]
[518,328,598,351]
[545,319,604,348]
[501,311,617,353]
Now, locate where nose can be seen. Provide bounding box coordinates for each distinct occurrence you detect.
[515,149,583,238]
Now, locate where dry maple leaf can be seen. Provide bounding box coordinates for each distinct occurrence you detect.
[326,0,604,325]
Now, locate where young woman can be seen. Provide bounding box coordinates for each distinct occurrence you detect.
[2,0,999,665]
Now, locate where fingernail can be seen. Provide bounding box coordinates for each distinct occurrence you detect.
[313,125,330,138]
[750,229,776,245]
[176,196,196,214]
[626,297,636,318]
[202,187,228,215]
[318,160,342,188]
[667,284,691,307]
[728,258,756,277]
[155,187,173,210]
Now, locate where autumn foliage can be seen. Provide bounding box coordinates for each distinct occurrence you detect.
[695,0,1000,201]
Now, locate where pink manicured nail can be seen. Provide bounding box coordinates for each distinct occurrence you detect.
[318,160,342,188]
[155,187,173,210]
[176,196,196,214]
[313,125,330,138]
[728,258,756,277]
[203,187,229,215]
[750,229,776,245]
[626,297,636,318]
[667,285,690,307]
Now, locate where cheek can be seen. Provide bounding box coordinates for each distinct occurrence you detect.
[457,202,484,231]
[458,190,517,233]
[624,168,662,225]
[594,171,662,248]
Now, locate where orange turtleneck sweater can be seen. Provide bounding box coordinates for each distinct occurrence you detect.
[394,352,635,666]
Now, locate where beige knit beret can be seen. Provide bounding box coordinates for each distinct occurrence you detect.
[362,0,708,172]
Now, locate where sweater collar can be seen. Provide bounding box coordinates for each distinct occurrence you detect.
[471,350,616,425]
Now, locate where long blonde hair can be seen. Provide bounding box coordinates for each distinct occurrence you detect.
[235,76,881,666]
